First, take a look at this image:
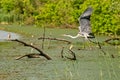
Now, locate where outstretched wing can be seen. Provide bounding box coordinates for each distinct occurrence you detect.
[78,7,93,34]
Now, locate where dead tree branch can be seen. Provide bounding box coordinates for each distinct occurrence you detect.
[15,53,41,60]
[104,37,120,45]
[11,39,52,60]
[104,37,120,42]
[38,37,71,44]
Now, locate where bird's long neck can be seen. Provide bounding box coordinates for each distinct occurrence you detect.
[63,34,81,39]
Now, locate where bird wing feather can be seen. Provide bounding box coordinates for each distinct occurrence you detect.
[78,7,93,34]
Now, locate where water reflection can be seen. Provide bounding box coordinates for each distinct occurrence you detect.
[0,30,20,41]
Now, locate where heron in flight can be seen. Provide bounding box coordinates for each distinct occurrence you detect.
[63,7,95,40]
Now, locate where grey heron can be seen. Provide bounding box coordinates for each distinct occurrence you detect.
[63,7,95,40]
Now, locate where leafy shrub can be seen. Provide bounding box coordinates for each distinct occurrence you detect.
[0,0,120,35]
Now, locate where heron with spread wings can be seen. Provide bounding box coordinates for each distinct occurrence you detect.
[63,7,95,40]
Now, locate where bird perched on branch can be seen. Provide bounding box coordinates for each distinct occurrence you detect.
[63,7,95,40]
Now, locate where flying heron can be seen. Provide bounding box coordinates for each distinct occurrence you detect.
[63,7,95,40]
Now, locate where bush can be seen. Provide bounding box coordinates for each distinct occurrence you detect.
[0,0,120,35]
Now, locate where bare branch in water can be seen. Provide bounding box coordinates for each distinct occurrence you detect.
[38,37,71,44]
[15,53,41,60]
[11,39,52,60]
[104,37,120,45]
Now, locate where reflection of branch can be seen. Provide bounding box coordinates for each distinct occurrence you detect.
[11,39,52,60]
[38,37,71,44]
[42,27,46,49]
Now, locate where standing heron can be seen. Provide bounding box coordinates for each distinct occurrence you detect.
[63,7,95,40]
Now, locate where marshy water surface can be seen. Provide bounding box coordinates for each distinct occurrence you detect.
[0,25,120,80]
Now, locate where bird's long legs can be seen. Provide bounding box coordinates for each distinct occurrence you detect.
[83,38,86,49]
[84,39,93,50]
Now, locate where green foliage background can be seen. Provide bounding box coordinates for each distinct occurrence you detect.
[0,0,120,35]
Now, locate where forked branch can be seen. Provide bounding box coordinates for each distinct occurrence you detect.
[11,39,52,60]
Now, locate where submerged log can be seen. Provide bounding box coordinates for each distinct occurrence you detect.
[11,39,52,60]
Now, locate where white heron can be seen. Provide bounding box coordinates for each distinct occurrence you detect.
[63,7,95,40]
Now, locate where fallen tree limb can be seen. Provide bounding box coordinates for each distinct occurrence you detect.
[104,37,120,42]
[11,39,52,60]
[104,37,120,45]
[42,27,46,49]
[38,37,71,44]
[15,53,41,60]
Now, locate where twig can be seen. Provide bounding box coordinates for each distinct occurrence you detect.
[11,39,52,60]
[104,37,120,42]
[61,47,64,58]
[104,37,120,45]
[38,37,71,44]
